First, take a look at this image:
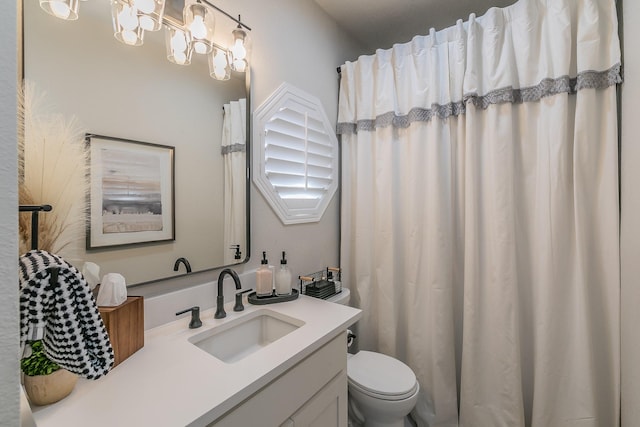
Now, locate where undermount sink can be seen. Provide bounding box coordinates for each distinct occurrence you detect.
[189,309,305,363]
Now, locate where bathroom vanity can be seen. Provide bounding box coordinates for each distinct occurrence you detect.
[29,295,361,427]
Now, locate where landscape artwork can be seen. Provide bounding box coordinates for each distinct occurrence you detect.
[87,135,175,249]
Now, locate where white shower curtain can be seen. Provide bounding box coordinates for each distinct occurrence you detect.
[338,1,621,426]
[222,98,246,265]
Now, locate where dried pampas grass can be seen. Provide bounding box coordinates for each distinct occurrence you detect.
[18,81,89,257]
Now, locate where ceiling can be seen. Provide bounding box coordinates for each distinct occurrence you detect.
[313,0,518,54]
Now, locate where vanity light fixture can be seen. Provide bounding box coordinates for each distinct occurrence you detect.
[209,46,231,80]
[165,21,193,65]
[39,0,79,20]
[134,0,166,32]
[111,0,145,46]
[229,23,249,72]
[39,0,251,81]
[184,2,215,55]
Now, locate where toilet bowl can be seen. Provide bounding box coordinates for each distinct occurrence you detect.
[327,289,420,427]
[347,350,419,427]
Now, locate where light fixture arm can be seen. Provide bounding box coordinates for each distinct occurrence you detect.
[197,0,251,31]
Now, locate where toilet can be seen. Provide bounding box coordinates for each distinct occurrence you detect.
[328,289,420,427]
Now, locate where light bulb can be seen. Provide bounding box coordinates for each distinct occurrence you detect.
[193,41,207,55]
[50,1,71,19]
[171,32,187,51]
[174,51,187,65]
[231,39,246,61]
[122,30,138,45]
[139,15,154,31]
[165,24,191,65]
[233,59,246,73]
[214,51,227,67]
[213,65,226,80]
[118,4,139,31]
[190,15,207,39]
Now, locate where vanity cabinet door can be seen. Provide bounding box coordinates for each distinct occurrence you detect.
[290,372,347,427]
[210,332,347,426]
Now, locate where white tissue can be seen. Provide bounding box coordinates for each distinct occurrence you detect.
[82,262,101,290]
[97,273,127,307]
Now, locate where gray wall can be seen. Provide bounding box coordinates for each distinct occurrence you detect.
[621,0,640,425]
[130,0,364,297]
[4,1,362,424]
[0,2,18,425]
[230,0,362,281]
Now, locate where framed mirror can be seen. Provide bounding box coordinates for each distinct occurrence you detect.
[21,0,250,285]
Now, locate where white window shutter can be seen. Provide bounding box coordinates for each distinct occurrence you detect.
[253,83,339,224]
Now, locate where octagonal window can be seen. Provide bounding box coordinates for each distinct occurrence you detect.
[253,83,339,224]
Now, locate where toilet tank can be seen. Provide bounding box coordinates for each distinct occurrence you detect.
[327,288,350,305]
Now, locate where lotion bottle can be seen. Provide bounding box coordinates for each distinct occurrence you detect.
[256,251,274,296]
[275,251,292,296]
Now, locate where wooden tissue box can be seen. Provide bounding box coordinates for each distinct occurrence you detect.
[99,296,144,367]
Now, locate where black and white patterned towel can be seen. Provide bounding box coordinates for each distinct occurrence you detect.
[19,250,114,379]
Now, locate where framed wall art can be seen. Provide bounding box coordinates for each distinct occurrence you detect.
[86,134,175,249]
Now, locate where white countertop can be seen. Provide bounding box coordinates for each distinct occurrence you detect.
[31,295,362,427]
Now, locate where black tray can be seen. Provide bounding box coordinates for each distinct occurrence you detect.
[248,288,299,305]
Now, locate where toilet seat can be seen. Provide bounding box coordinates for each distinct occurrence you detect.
[347,351,418,401]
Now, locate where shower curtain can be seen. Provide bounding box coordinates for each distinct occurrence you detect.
[221,98,246,265]
[338,1,621,426]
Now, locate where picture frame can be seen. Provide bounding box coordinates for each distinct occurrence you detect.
[86,134,175,249]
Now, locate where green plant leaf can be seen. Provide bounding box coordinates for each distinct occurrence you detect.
[21,340,60,376]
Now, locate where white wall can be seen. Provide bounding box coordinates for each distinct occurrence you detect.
[209,0,363,280]
[0,2,18,425]
[6,1,636,425]
[5,0,362,423]
[20,0,362,297]
[620,1,639,425]
[129,0,364,299]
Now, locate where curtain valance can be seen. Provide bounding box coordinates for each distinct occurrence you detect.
[337,0,621,135]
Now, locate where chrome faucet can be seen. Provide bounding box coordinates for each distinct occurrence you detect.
[215,268,242,319]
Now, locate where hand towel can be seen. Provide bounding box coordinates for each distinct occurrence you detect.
[19,250,114,379]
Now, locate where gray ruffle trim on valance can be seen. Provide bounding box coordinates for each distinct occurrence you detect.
[221,144,246,155]
[337,63,622,135]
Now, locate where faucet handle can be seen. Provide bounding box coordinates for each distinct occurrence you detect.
[234,289,253,312]
[176,306,202,329]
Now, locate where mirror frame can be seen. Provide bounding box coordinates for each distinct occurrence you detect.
[18,0,252,286]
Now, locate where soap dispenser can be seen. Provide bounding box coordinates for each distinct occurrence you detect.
[275,251,292,296]
[256,251,274,296]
